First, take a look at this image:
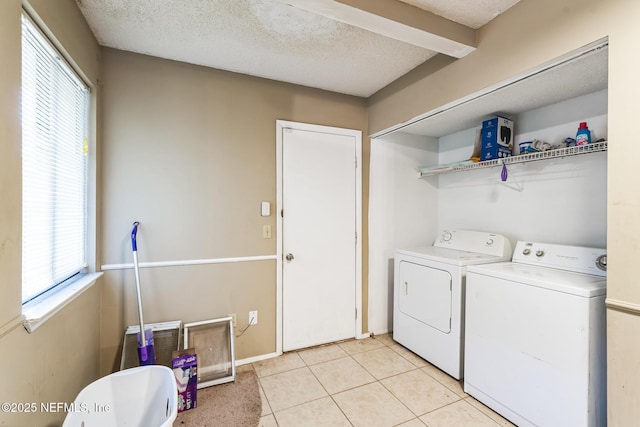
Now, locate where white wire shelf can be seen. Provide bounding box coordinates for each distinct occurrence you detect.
[419,141,608,178]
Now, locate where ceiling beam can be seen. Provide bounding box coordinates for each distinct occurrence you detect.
[276,0,476,58]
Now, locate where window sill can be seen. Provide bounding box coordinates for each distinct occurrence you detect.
[22,272,103,333]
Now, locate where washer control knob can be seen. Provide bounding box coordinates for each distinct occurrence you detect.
[442,232,452,241]
[486,238,494,246]
[596,255,607,271]
[536,250,545,257]
[522,248,531,255]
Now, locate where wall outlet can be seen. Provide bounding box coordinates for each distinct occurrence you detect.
[249,310,258,325]
[228,313,237,327]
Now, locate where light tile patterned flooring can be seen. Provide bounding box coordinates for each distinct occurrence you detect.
[248,334,515,427]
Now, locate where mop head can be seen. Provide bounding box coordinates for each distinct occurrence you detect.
[137,327,156,365]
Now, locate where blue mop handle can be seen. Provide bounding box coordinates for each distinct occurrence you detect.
[131,221,140,252]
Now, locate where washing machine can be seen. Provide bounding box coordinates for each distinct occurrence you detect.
[464,241,607,427]
[393,229,512,380]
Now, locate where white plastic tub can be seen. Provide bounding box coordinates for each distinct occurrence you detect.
[62,365,177,427]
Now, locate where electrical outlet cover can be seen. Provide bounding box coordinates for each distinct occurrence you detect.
[249,310,258,325]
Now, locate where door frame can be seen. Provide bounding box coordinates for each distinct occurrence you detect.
[276,120,365,355]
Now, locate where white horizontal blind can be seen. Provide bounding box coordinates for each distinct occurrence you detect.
[21,14,90,303]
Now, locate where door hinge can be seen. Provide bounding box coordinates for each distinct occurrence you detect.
[281,209,284,218]
[355,231,358,244]
[355,156,358,168]
[355,307,358,319]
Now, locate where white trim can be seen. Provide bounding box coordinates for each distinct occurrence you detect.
[235,352,281,366]
[606,298,640,316]
[235,338,377,368]
[276,120,364,354]
[22,272,103,333]
[276,124,284,355]
[101,255,277,271]
[0,314,27,339]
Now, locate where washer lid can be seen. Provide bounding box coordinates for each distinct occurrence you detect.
[395,246,511,266]
[467,262,606,297]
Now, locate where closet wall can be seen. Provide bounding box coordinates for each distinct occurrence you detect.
[368,87,607,335]
[438,89,607,247]
[368,133,438,334]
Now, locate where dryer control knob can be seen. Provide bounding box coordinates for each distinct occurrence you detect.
[442,232,452,241]
[486,238,494,246]
[522,248,531,255]
[536,250,545,257]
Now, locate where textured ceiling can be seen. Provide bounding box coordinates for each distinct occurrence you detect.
[76,0,522,97]
[399,0,522,29]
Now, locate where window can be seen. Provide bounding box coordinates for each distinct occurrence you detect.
[21,13,90,303]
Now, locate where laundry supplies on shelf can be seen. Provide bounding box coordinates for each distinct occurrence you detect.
[576,121,592,145]
[481,116,514,161]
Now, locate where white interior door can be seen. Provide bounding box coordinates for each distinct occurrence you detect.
[280,124,359,351]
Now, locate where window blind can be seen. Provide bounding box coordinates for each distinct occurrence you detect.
[21,14,90,303]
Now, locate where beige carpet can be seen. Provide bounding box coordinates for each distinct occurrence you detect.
[176,370,262,427]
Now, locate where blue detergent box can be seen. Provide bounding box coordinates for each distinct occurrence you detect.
[172,349,198,413]
[481,116,514,161]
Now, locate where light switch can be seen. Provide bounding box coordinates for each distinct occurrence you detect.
[261,201,270,217]
[262,225,272,239]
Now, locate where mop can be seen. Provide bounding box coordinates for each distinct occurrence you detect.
[131,221,156,365]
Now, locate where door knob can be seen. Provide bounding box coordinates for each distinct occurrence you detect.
[285,253,294,261]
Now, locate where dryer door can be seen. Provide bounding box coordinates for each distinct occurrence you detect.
[398,261,452,333]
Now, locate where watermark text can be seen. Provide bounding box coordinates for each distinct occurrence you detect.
[1,401,111,413]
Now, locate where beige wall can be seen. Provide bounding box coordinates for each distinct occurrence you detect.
[368,0,640,424]
[99,48,369,373]
[0,1,102,426]
[604,0,640,422]
[0,0,22,331]
[0,285,101,427]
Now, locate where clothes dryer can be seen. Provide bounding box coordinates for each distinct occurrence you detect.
[464,241,607,427]
[393,229,512,380]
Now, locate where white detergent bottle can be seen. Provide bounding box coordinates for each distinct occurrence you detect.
[576,122,591,145]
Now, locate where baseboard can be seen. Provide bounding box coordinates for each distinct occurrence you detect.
[236,351,280,366]
[235,332,382,365]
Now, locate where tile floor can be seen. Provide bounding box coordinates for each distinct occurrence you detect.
[247,334,515,427]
